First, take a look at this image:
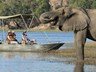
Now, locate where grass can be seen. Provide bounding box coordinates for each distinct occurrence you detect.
[47,42,96,65]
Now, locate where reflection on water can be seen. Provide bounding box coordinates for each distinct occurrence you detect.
[0,52,74,72]
[0,52,96,72]
[74,61,96,72]
[74,61,84,72]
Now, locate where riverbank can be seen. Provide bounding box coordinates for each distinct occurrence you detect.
[48,42,96,65]
[0,28,60,32]
[6,29,59,32]
[1,23,60,32]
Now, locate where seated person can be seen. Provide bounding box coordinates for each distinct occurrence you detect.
[30,39,37,45]
[21,31,30,45]
[6,31,19,44]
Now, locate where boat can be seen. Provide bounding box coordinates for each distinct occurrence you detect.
[0,14,64,52]
[0,43,64,52]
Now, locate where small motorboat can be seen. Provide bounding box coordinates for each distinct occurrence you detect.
[0,43,64,52]
[0,14,64,52]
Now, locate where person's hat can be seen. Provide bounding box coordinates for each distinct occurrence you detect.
[8,30,11,32]
[12,30,15,33]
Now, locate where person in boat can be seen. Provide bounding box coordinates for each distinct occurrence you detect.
[21,31,30,44]
[12,31,16,38]
[30,39,37,45]
[21,31,37,45]
[6,31,19,44]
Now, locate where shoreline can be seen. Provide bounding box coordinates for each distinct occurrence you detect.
[0,28,60,32]
[48,42,96,65]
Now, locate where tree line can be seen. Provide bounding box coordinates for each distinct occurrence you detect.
[0,0,96,17]
[0,0,50,17]
[0,0,96,29]
[69,0,96,9]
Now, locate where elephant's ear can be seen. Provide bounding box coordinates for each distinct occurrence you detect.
[61,8,89,31]
[61,7,74,17]
[73,15,88,31]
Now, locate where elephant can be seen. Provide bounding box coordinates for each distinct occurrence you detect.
[39,6,96,61]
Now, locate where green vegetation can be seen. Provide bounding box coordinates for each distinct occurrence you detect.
[69,0,96,9]
[0,0,50,29]
[0,0,96,17]
[0,0,96,30]
[0,0,50,17]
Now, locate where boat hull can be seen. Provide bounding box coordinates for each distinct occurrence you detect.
[0,43,64,52]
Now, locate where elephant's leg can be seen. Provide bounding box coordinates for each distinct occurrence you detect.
[74,61,84,72]
[74,29,87,60]
[74,29,87,72]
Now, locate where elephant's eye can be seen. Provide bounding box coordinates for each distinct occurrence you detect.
[45,16,50,19]
[62,10,65,15]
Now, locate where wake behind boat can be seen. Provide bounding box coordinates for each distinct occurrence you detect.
[0,43,64,52]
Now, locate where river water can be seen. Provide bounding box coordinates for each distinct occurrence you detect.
[0,52,96,72]
[0,31,74,43]
[0,31,95,72]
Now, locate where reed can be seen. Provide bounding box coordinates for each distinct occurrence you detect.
[48,42,96,65]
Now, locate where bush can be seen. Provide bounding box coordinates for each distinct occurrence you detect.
[0,0,50,17]
[69,0,96,9]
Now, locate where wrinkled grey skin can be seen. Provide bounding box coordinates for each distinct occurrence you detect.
[40,7,96,61]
